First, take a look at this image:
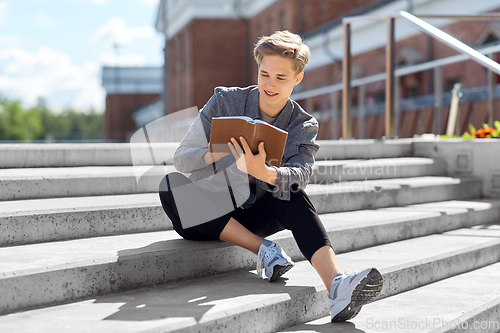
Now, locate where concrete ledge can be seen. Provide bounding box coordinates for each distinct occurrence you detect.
[0,193,170,246]
[315,139,414,160]
[308,176,482,214]
[413,139,500,198]
[0,165,177,201]
[310,157,446,183]
[1,229,499,332]
[0,143,178,168]
[0,200,498,315]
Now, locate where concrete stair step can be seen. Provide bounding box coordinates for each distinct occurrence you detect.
[280,262,500,333]
[0,161,481,207]
[0,143,178,168]
[0,157,446,201]
[307,175,482,214]
[1,200,499,315]
[314,139,414,160]
[310,157,446,183]
[0,140,415,169]
[0,172,487,246]
[0,193,170,246]
[1,225,499,332]
[0,165,177,201]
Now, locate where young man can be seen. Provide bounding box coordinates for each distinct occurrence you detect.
[159,30,383,322]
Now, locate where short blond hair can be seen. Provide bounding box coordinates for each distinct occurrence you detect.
[253,30,310,73]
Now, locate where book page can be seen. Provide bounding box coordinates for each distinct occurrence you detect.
[213,116,287,133]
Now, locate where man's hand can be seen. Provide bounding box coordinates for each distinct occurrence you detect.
[227,136,277,185]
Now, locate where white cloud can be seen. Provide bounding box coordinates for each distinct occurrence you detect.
[89,16,156,46]
[0,46,105,112]
[0,1,8,26]
[34,12,56,28]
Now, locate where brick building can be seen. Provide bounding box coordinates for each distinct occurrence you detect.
[102,67,163,141]
[155,0,500,139]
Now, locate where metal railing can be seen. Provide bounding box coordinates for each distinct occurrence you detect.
[293,11,500,139]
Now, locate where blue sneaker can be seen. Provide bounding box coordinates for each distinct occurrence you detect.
[256,240,294,282]
[329,268,383,322]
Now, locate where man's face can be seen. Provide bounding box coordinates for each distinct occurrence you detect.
[257,55,303,114]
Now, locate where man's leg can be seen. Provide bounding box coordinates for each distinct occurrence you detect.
[311,246,341,293]
[243,185,382,322]
[219,217,264,255]
[242,185,338,287]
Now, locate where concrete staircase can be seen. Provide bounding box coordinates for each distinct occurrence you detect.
[0,140,499,333]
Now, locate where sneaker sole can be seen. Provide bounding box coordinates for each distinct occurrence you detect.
[269,263,294,282]
[331,268,383,322]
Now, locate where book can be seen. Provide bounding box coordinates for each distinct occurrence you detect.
[208,116,288,168]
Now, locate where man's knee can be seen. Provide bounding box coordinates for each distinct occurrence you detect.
[269,184,308,208]
[286,184,316,212]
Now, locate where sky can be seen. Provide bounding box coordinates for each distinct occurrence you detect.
[0,0,164,113]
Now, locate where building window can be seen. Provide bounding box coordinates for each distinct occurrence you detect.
[267,18,273,35]
[256,23,261,38]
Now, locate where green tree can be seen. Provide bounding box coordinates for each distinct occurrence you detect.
[0,98,43,141]
[0,96,103,142]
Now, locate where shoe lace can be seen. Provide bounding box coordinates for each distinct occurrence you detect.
[330,270,358,297]
[256,245,277,279]
[341,270,357,278]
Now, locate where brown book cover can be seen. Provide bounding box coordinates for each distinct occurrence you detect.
[209,116,288,167]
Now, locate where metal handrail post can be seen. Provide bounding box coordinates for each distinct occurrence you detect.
[395,77,400,138]
[434,66,443,134]
[330,91,339,139]
[342,22,352,139]
[488,53,496,126]
[358,85,365,139]
[446,83,463,136]
[385,17,396,138]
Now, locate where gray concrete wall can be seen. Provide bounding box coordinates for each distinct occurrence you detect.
[414,139,500,198]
